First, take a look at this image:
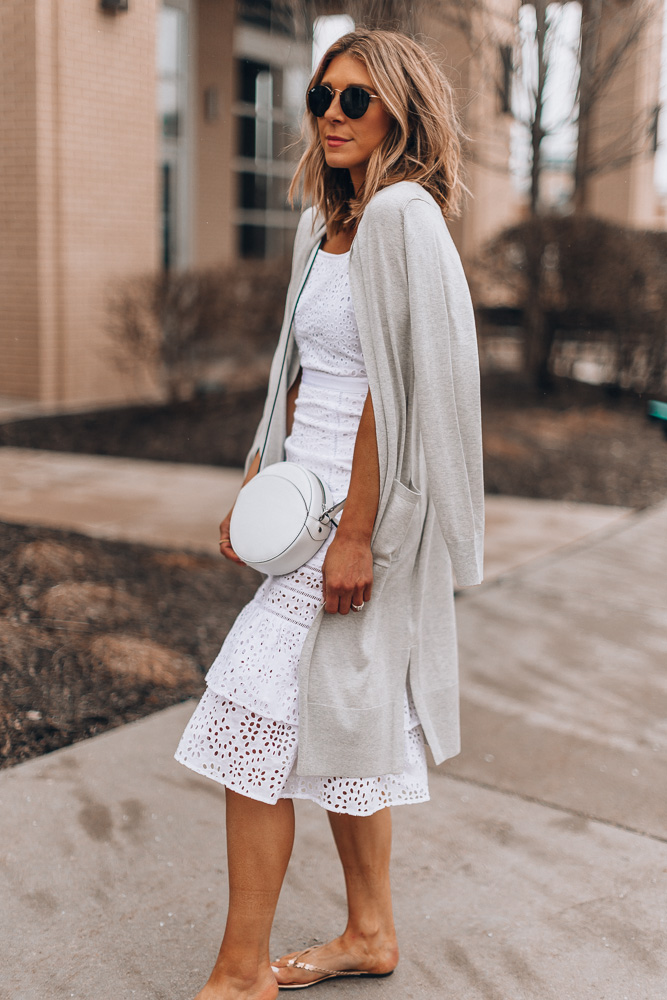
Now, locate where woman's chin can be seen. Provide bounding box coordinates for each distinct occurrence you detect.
[324,152,350,170]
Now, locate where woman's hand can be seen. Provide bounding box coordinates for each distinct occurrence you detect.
[322,389,379,614]
[218,508,246,565]
[218,450,261,565]
[322,531,373,614]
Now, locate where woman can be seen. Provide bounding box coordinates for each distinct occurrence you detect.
[175,27,484,999]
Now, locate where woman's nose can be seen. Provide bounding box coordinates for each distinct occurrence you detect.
[323,91,345,121]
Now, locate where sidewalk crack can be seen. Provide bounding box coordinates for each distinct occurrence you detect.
[439,771,667,845]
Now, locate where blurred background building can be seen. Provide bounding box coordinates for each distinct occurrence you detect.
[1,0,665,408]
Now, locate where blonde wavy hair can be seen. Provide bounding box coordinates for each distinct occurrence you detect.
[287,28,467,236]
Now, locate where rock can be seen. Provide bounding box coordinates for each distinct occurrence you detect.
[15,540,88,580]
[90,635,201,689]
[39,582,148,627]
[0,619,50,669]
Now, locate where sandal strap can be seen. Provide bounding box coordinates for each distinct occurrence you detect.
[286,948,366,978]
[291,960,361,977]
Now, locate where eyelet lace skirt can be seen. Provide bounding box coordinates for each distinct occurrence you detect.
[174,371,429,815]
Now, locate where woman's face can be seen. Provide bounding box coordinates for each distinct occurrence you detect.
[315,54,393,195]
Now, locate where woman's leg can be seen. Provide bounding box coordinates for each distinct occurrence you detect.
[272,807,398,988]
[327,806,398,955]
[195,790,295,1000]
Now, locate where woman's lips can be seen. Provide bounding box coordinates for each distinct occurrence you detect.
[326,136,350,147]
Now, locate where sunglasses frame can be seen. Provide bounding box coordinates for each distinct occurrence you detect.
[308,84,381,120]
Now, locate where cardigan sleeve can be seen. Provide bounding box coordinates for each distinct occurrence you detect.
[403,197,484,586]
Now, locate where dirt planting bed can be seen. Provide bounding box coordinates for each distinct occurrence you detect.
[0,522,260,769]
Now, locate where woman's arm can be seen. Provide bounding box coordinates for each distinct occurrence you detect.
[321,389,379,615]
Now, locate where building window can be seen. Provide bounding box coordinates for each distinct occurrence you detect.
[233,23,311,259]
[237,0,296,37]
[158,0,191,270]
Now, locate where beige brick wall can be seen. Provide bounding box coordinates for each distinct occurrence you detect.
[420,0,521,260]
[586,4,663,229]
[194,0,236,266]
[0,1,41,400]
[54,0,159,405]
[1,0,159,406]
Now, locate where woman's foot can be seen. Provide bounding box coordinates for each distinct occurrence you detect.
[194,970,279,1000]
[271,933,398,989]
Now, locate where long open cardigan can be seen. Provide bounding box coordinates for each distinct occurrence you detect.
[244,180,484,777]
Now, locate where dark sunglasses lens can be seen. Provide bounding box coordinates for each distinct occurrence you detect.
[340,87,371,119]
[308,86,332,117]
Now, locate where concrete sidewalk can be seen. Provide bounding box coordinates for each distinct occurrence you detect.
[0,446,631,577]
[0,448,666,999]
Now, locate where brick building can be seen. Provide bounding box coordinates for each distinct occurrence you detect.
[0,0,663,408]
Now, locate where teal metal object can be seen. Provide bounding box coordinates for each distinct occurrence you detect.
[647,400,667,421]
[647,399,667,439]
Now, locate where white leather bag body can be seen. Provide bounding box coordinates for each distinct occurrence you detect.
[229,462,344,576]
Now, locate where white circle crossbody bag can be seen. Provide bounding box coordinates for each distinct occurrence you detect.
[228,247,348,576]
[229,462,346,576]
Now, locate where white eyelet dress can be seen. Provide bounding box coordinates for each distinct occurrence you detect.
[174,246,430,815]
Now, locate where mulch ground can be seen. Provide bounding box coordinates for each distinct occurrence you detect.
[0,385,268,468]
[1,374,666,770]
[0,523,259,770]
[481,376,667,509]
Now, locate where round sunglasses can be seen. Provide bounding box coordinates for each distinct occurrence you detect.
[307,84,381,120]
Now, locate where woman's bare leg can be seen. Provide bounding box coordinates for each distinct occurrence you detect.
[195,790,295,1000]
[327,807,398,954]
[272,807,398,988]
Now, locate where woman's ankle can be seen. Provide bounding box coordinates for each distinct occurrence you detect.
[195,967,278,1000]
[339,926,399,970]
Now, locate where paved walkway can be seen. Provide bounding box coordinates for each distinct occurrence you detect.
[1,448,666,999]
[0,447,630,575]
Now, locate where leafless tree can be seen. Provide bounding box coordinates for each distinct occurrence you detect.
[253,0,662,389]
[283,0,425,37]
[105,269,225,403]
[433,0,660,387]
[431,0,659,214]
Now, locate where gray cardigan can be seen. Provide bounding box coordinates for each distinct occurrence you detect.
[244,180,484,777]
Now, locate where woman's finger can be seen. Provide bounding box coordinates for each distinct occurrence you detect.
[337,590,352,615]
[219,537,245,565]
[322,569,342,614]
[350,587,366,613]
[324,591,340,614]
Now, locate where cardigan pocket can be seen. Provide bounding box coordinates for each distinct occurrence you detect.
[372,478,421,569]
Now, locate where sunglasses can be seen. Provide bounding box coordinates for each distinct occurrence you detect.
[307,84,381,120]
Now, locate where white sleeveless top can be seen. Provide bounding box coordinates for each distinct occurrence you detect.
[293,247,367,379]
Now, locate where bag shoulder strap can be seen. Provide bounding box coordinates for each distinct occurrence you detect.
[260,238,351,528]
[259,242,322,467]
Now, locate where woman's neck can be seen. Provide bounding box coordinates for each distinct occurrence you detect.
[321,228,354,255]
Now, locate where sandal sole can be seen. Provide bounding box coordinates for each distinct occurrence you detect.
[277,970,395,990]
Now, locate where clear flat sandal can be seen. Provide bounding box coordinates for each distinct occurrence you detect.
[272,946,395,991]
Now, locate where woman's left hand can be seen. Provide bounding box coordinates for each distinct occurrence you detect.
[321,532,373,615]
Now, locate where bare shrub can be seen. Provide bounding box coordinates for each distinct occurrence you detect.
[472,215,667,394]
[105,258,291,402]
